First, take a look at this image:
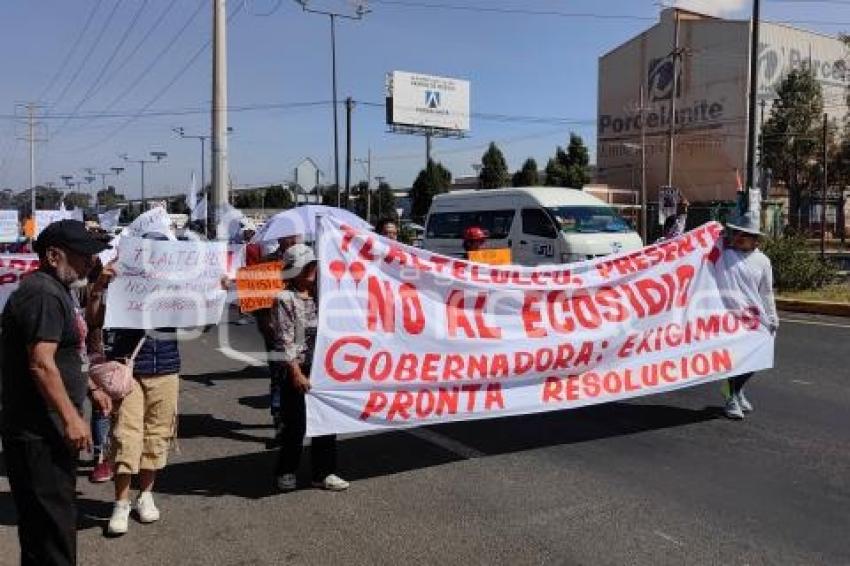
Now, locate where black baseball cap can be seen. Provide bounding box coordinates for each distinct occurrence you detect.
[34,219,111,256]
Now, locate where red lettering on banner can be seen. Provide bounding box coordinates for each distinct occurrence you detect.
[515,351,534,375]
[443,355,465,381]
[394,354,418,382]
[387,391,414,420]
[360,392,387,420]
[325,335,370,382]
[597,287,627,323]
[400,283,425,335]
[542,377,562,401]
[635,278,667,317]
[384,244,409,267]
[446,290,476,338]
[420,353,440,382]
[437,388,459,414]
[367,277,395,332]
[490,354,509,378]
[473,294,502,339]
[470,265,490,284]
[452,260,467,280]
[547,291,575,334]
[484,383,504,410]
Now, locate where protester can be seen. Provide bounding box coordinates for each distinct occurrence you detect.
[84,258,117,483]
[716,211,778,420]
[462,226,488,259]
[270,244,348,492]
[257,234,304,440]
[656,199,689,243]
[104,233,182,536]
[376,218,398,240]
[1,220,111,566]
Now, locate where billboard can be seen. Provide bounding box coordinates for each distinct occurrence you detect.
[386,71,470,132]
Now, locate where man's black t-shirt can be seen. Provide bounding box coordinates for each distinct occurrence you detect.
[1,271,85,440]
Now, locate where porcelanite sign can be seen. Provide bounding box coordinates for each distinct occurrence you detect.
[306,218,774,436]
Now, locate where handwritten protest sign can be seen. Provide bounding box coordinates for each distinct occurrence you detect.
[0,211,19,243]
[104,237,227,329]
[0,254,39,311]
[467,248,512,266]
[235,261,283,313]
[305,218,775,436]
[98,209,121,231]
[35,210,71,237]
[123,207,175,240]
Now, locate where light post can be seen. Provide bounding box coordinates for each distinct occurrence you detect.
[293,0,369,208]
[121,151,167,211]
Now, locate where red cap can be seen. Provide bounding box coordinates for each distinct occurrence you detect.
[463,226,488,241]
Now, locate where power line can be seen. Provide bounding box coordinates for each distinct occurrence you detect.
[66,1,247,153]
[368,0,655,21]
[36,0,103,102]
[50,0,123,111]
[53,0,150,138]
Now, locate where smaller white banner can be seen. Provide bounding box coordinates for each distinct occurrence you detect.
[0,254,39,311]
[0,210,19,243]
[124,207,175,240]
[98,209,122,231]
[104,237,228,329]
[35,210,72,237]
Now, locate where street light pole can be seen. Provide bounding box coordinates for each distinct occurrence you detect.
[294,0,369,208]
[121,152,167,211]
[744,0,762,212]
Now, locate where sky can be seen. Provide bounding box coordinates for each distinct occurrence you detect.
[0,0,848,201]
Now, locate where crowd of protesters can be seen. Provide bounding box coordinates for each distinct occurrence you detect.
[0,209,777,565]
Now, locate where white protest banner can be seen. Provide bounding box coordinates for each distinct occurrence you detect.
[69,208,84,222]
[0,255,39,311]
[104,237,228,329]
[305,219,775,437]
[0,210,19,243]
[35,210,71,237]
[124,207,175,240]
[98,209,122,231]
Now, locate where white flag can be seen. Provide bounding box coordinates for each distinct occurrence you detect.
[98,209,122,231]
[187,171,198,212]
[191,196,207,222]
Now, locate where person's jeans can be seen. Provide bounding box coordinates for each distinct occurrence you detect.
[91,411,111,457]
[274,364,337,481]
[2,434,78,566]
[728,372,754,395]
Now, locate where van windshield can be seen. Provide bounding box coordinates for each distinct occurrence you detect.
[547,206,631,234]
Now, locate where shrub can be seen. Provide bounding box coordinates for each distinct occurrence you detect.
[761,234,838,291]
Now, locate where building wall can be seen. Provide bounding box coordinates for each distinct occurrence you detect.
[597,9,849,205]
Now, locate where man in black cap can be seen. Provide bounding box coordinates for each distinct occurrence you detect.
[1,219,112,566]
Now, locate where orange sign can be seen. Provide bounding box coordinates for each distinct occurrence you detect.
[467,248,512,265]
[235,261,283,313]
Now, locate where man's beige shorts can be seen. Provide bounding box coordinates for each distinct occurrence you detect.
[111,373,179,475]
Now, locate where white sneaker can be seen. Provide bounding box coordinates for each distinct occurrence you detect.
[135,491,160,523]
[276,473,297,492]
[724,396,745,420]
[107,500,132,535]
[738,391,753,413]
[312,474,350,491]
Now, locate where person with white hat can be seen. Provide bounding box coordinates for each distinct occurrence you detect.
[715,209,778,420]
[268,244,348,492]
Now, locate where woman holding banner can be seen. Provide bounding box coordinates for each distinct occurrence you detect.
[269,244,348,492]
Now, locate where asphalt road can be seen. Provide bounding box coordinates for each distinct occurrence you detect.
[1,311,849,566]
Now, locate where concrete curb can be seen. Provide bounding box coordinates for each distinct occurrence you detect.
[776,297,850,317]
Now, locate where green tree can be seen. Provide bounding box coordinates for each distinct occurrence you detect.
[63,192,91,209]
[372,181,397,223]
[321,185,340,206]
[410,159,451,222]
[96,186,126,208]
[262,185,294,209]
[512,157,540,187]
[544,133,591,188]
[479,142,510,189]
[761,68,824,228]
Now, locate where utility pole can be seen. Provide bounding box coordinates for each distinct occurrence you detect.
[640,85,648,244]
[426,131,433,167]
[355,149,372,222]
[16,103,46,216]
[345,97,354,210]
[375,175,385,222]
[744,0,762,212]
[665,10,682,188]
[821,113,828,259]
[211,0,230,239]
[294,1,369,209]
[121,152,166,211]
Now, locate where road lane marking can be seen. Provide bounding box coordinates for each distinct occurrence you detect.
[780,317,850,329]
[791,379,813,385]
[215,347,266,367]
[653,530,684,547]
[406,427,485,459]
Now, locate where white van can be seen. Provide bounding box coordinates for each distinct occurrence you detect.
[422,187,643,266]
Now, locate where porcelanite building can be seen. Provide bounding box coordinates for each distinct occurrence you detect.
[596,7,849,205]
